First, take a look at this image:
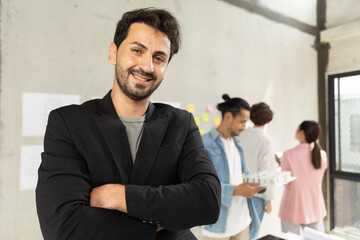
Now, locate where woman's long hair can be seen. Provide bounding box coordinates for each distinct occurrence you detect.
[299,121,322,169]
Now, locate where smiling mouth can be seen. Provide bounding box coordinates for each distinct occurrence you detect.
[132,73,153,82]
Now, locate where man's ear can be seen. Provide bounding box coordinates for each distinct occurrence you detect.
[108,42,117,65]
[224,112,232,121]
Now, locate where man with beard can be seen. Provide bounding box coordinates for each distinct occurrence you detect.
[36,8,221,240]
[201,94,265,240]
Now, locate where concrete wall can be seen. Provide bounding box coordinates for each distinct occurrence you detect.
[326,0,360,28]
[0,0,318,239]
[321,19,360,74]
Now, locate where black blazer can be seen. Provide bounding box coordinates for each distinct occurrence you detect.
[36,91,221,240]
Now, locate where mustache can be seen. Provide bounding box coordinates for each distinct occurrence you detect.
[129,68,156,81]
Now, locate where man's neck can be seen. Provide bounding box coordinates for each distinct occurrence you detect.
[254,125,265,129]
[217,123,231,139]
[111,85,149,118]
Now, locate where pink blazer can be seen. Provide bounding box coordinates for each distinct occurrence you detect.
[279,143,327,224]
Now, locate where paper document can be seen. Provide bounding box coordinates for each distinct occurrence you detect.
[303,227,345,240]
[22,92,80,136]
[20,145,43,190]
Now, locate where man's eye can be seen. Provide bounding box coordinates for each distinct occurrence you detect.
[132,49,142,54]
[154,56,164,63]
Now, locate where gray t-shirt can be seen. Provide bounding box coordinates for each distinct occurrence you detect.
[119,115,146,163]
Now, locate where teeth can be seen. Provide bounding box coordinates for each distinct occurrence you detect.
[133,74,149,82]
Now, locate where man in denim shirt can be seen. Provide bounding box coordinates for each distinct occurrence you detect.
[202,94,265,240]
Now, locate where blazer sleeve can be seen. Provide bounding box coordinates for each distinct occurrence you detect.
[125,114,221,231]
[36,110,156,240]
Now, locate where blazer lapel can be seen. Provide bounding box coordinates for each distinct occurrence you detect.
[93,91,133,184]
[129,103,169,185]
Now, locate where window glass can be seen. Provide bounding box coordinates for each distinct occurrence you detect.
[329,72,360,239]
[351,115,360,151]
[334,75,360,173]
[334,179,360,238]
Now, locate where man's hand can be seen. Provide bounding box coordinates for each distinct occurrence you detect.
[264,200,272,214]
[233,182,266,198]
[90,184,127,213]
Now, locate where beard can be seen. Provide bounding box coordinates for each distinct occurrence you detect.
[115,64,162,101]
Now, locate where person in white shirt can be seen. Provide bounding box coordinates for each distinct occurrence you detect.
[239,102,277,239]
[202,94,265,240]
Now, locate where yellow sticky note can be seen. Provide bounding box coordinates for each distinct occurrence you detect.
[214,117,221,127]
[187,104,195,113]
[202,113,209,122]
[194,117,200,126]
[199,129,205,135]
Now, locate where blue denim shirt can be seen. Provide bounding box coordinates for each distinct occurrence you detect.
[202,128,260,233]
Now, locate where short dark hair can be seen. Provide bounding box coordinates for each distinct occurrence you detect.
[217,94,250,118]
[250,102,273,126]
[113,8,181,61]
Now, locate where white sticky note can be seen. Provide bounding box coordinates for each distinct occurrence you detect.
[20,145,43,190]
[22,92,80,136]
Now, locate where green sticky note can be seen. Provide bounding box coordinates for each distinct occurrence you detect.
[202,113,209,122]
[194,117,200,126]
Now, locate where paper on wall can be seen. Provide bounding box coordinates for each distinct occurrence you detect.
[20,145,43,190]
[206,104,214,113]
[187,104,195,113]
[202,113,209,122]
[214,117,221,127]
[22,92,80,136]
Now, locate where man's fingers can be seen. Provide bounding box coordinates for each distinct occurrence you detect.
[246,181,261,187]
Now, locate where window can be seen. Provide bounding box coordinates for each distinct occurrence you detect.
[328,71,360,239]
[351,115,360,151]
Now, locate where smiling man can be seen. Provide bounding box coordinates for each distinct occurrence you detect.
[36,8,221,240]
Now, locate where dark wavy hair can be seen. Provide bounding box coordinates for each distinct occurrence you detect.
[113,8,181,61]
[299,120,322,169]
[217,94,250,118]
[250,102,273,126]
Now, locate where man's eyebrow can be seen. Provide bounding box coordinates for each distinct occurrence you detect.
[154,51,168,58]
[131,41,148,50]
[131,41,168,58]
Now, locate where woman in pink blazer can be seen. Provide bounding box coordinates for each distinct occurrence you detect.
[279,121,327,235]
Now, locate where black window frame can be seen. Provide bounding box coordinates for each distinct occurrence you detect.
[328,70,360,236]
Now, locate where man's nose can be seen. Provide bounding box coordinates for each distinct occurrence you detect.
[139,55,154,73]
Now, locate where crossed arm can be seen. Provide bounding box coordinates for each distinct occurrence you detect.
[90,184,127,213]
[90,184,166,232]
[36,110,221,240]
